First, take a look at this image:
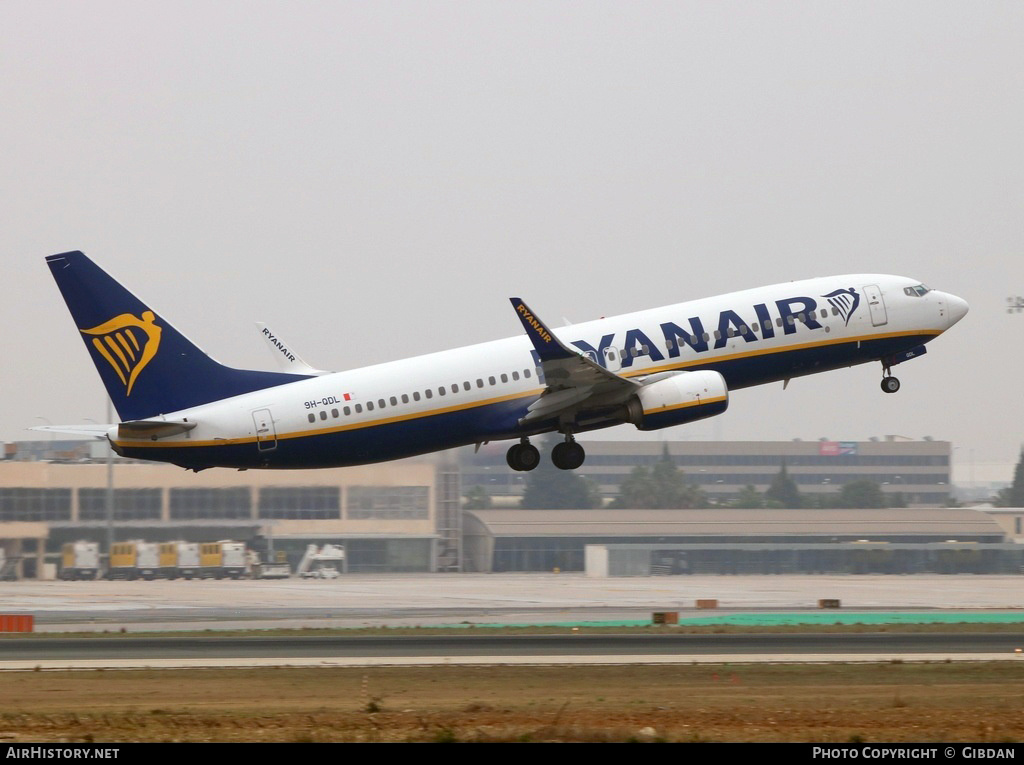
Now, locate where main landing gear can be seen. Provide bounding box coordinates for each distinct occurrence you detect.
[552,436,585,470]
[506,439,540,472]
[506,435,587,471]
[880,362,901,394]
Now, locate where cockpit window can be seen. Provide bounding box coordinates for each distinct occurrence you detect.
[904,284,931,297]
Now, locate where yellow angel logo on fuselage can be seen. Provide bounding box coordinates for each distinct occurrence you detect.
[80,311,162,396]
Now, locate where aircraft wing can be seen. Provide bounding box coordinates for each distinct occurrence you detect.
[510,298,639,424]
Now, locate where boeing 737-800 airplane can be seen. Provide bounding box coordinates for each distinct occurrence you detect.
[40,251,967,472]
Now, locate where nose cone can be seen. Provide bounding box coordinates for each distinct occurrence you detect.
[941,292,969,328]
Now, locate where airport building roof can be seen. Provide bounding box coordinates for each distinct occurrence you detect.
[464,507,1005,542]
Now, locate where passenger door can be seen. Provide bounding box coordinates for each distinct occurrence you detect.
[863,284,888,327]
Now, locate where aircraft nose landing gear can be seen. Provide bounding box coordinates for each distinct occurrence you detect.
[880,361,901,394]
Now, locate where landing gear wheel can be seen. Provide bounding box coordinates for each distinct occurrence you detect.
[881,376,901,394]
[506,441,540,471]
[551,440,586,470]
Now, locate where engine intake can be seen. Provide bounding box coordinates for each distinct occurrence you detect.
[624,370,729,431]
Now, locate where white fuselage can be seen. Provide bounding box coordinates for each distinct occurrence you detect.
[109,274,966,470]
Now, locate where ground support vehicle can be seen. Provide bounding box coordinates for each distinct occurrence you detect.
[59,541,101,580]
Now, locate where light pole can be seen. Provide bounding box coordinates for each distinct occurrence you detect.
[104,399,114,558]
[34,417,54,459]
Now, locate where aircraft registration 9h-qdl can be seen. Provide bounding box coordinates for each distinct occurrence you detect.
[38,251,968,473]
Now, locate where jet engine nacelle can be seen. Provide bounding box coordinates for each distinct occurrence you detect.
[624,370,729,431]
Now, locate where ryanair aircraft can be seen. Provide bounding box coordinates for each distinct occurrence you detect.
[41,251,967,472]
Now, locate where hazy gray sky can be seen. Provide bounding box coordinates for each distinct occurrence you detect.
[3,2,1021,487]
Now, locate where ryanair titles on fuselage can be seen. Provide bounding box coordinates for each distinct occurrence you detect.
[569,290,852,369]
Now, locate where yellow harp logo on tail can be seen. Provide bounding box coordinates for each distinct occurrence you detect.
[80,311,162,396]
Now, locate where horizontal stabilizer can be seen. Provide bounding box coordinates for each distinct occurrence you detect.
[29,424,112,439]
[118,419,198,439]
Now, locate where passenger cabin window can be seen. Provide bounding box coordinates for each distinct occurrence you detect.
[512,371,520,381]
[307,414,315,423]
[501,373,508,383]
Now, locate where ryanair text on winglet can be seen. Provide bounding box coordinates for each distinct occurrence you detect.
[516,303,552,344]
[262,326,297,363]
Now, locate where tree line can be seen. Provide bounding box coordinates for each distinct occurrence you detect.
[464,441,914,510]
[993,447,1024,507]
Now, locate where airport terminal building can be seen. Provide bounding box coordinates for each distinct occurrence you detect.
[0,440,460,579]
[462,507,1021,575]
[1,437,1019,579]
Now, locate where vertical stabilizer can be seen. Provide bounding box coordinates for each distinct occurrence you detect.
[46,251,311,421]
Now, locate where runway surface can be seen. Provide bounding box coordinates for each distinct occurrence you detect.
[2,574,1023,667]
[3,573,1024,632]
[2,631,1023,671]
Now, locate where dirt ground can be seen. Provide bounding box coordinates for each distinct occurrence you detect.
[0,662,1022,743]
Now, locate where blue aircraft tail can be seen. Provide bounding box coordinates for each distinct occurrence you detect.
[46,251,312,421]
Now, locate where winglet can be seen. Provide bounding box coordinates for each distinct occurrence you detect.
[256,322,332,376]
[509,298,577,362]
